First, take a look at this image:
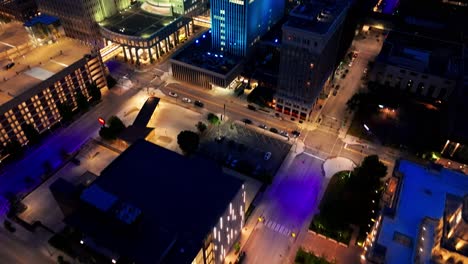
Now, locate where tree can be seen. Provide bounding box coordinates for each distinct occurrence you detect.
[346,92,366,112]
[22,123,40,145]
[86,82,101,102]
[106,75,117,89]
[56,102,73,122]
[177,130,199,154]
[4,139,23,159]
[108,116,126,135]
[75,90,89,111]
[207,113,220,125]
[99,116,126,140]
[195,121,207,133]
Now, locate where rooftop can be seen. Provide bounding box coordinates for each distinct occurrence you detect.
[285,0,348,34]
[377,160,468,264]
[66,140,244,264]
[172,31,242,75]
[377,31,462,78]
[0,23,92,106]
[99,2,179,39]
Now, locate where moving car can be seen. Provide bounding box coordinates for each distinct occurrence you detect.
[242,118,252,124]
[168,91,178,98]
[194,100,204,107]
[259,124,268,129]
[182,97,191,103]
[279,130,289,137]
[264,152,272,161]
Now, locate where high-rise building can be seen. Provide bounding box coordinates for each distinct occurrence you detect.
[275,0,348,121]
[35,0,132,46]
[210,0,285,57]
[0,0,37,21]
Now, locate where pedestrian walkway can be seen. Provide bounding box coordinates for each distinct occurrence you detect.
[263,219,292,237]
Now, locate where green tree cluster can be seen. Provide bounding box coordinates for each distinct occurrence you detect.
[177,130,199,154]
[207,113,220,125]
[195,121,207,133]
[99,116,126,140]
[295,248,334,264]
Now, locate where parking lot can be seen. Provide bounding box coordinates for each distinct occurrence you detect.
[199,121,291,182]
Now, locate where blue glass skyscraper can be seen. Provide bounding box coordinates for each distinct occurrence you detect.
[210,0,285,57]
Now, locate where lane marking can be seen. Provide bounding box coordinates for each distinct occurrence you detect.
[303,152,326,161]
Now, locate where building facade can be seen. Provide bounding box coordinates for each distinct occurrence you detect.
[0,0,37,21]
[35,0,132,46]
[0,49,107,157]
[210,0,285,56]
[275,0,348,121]
[369,31,462,102]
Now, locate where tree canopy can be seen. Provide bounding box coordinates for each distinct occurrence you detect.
[177,130,199,154]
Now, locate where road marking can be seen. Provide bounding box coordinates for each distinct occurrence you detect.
[275,224,281,232]
[263,220,292,237]
[303,152,326,161]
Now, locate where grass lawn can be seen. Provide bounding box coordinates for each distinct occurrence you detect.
[295,248,335,264]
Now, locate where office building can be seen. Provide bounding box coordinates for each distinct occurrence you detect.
[369,31,462,102]
[210,0,285,57]
[0,0,37,22]
[275,0,348,121]
[0,23,107,158]
[364,160,468,264]
[53,140,246,264]
[35,0,132,46]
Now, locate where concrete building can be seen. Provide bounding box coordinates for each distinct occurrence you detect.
[369,31,462,102]
[210,0,284,57]
[275,0,348,121]
[99,1,194,65]
[0,0,37,22]
[53,140,246,264]
[0,23,107,158]
[364,160,468,264]
[171,30,244,88]
[35,0,132,46]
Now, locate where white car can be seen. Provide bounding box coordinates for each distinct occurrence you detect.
[279,130,289,137]
[168,91,178,98]
[182,97,191,103]
[264,152,272,161]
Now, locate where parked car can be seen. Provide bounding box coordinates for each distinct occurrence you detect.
[264,152,272,161]
[270,127,278,133]
[5,62,15,70]
[194,100,204,107]
[247,105,257,111]
[333,90,338,96]
[259,124,268,129]
[182,97,191,103]
[168,91,178,98]
[236,251,246,264]
[242,118,252,124]
[71,158,81,165]
[279,130,289,137]
[292,130,301,138]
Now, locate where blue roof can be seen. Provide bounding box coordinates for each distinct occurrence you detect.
[24,14,59,27]
[377,160,468,263]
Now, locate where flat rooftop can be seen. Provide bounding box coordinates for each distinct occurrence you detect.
[99,2,177,38]
[66,140,243,264]
[0,24,92,106]
[285,0,348,34]
[172,31,242,75]
[377,160,468,264]
[377,31,462,77]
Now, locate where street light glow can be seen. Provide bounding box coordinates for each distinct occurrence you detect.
[378,104,384,109]
[364,124,370,131]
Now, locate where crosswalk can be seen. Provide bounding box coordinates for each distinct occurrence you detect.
[263,219,292,236]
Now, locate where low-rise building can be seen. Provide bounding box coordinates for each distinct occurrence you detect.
[364,160,468,264]
[53,139,246,264]
[369,31,463,102]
